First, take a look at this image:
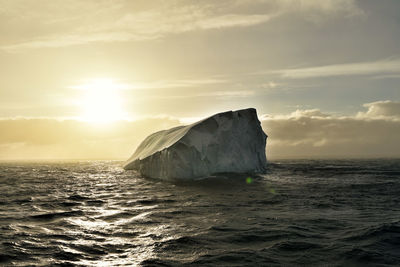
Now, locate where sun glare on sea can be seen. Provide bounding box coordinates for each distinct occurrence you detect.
[74,78,127,123]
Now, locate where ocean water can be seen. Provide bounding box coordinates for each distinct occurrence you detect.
[0,159,399,266]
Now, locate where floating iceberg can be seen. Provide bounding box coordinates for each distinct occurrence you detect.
[124,108,267,179]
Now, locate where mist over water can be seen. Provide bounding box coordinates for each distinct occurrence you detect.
[0,159,399,266]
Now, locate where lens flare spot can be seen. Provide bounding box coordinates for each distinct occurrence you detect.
[269,188,276,194]
[246,177,253,184]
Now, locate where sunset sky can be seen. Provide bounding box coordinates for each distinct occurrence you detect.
[1,0,399,159]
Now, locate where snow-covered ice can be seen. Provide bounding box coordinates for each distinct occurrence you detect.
[124,108,267,179]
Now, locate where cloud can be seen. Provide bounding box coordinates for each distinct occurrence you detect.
[0,1,272,51]
[1,32,137,51]
[265,0,363,18]
[197,14,273,29]
[358,100,400,119]
[0,0,363,51]
[288,109,331,118]
[262,100,400,158]
[129,78,229,90]
[148,90,255,100]
[1,101,399,160]
[0,117,181,160]
[272,58,400,79]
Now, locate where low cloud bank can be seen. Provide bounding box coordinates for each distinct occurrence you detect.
[262,100,400,158]
[0,117,181,160]
[0,101,399,160]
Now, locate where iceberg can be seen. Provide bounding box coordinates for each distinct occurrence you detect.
[123,108,267,179]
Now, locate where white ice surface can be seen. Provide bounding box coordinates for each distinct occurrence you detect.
[124,108,267,179]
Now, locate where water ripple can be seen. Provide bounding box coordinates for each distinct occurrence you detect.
[0,159,399,266]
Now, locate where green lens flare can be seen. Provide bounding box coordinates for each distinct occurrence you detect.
[269,188,276,194]
[246,177,253,184]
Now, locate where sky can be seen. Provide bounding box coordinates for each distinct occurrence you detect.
[0,0,399,159]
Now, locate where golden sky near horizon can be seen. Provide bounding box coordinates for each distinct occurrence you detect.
[0,0,400,159]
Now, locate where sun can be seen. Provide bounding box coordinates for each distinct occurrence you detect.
[75,78,127,123]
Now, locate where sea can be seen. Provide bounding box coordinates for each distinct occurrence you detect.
[0,159,399,266]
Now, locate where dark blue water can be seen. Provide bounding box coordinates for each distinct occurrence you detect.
[0,159,399,266]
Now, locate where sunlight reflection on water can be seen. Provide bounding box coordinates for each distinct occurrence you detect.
[1,160,400,266]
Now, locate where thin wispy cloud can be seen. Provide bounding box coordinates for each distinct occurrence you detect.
[0,0,363,51]
[129,78,229,90]
[271,58,400,79]
[66,77,228,92]
[143,90,255,100]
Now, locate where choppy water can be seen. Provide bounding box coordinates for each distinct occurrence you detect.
[0,159,399,266]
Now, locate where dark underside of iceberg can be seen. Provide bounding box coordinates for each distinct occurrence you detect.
[124,108,267,180]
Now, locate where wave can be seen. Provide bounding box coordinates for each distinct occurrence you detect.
[30,210,83,220]
[1,159,400,266]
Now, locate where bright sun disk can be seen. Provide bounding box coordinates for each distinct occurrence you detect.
[76,78,126,123]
